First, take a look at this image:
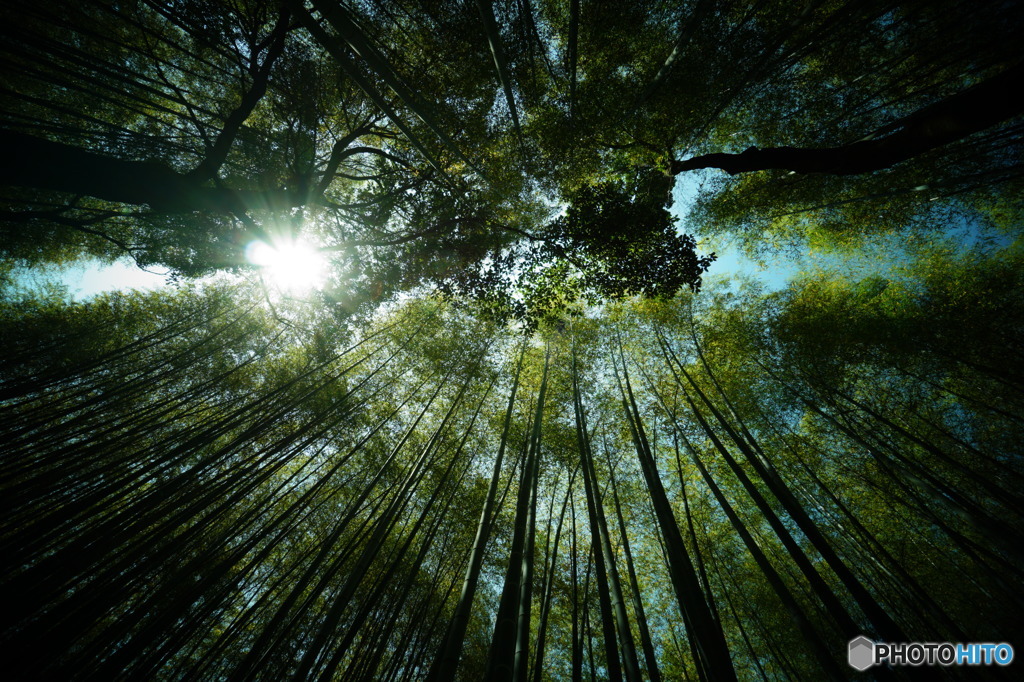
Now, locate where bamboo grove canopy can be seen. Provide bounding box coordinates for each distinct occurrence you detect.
[2,0,1024,680]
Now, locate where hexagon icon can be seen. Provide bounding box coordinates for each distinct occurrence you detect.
[848,636,875,671]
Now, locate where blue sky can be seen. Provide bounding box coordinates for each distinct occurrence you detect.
[672,170,803,291]
[12,259,171,299]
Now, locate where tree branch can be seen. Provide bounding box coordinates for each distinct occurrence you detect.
[318,216,475,249]
[672,61,1024,176]
[187,10,291,182]
[0,129,310,213]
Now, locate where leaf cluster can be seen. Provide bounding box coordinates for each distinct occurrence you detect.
[545,174,715,300]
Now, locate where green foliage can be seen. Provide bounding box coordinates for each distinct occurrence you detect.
[545,174,715,299]
[2,1,1024,680]
[4,263,1022,679]
[2,0,1022,323]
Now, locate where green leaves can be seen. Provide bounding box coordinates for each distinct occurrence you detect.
[545,174,715,300]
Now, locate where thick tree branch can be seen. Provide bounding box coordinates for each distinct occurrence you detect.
[334,145,414,168]
[0,130,305,213]
[476,0,523,143]
[672,61,1024,176]
[187,11,291,182]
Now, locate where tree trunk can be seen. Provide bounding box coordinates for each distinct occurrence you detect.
[675,427,846,681]
[571,356,638,682]
[614,349,737,682]
[606,459,662,682]
[427,346,526,682]
[513,432,540,682]
[532,467,577,682]
[486,349,550,682]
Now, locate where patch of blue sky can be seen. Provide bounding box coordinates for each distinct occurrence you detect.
[672,169,803,292]
[9,258,170,300]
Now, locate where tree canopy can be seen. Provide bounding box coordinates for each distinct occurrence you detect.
[3,0,1022,320]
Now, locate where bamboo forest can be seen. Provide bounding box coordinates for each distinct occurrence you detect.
[3,1,1024,680]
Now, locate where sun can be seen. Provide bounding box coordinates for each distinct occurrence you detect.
[245,237,327,292]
